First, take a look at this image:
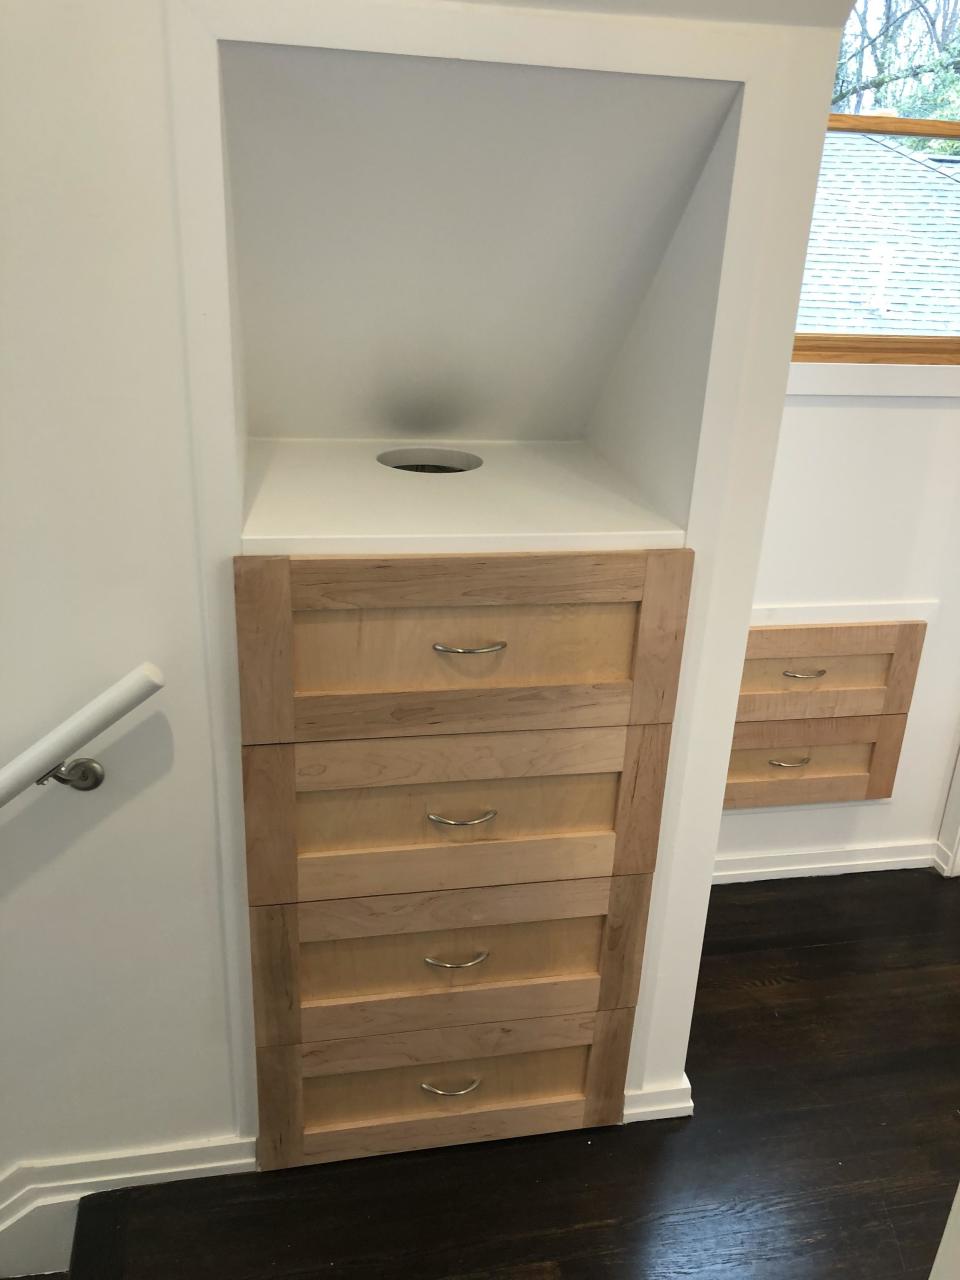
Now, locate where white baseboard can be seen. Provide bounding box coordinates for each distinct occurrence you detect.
[623,1075,694,1123]
[0,1135,256,1277]
[713,839,940,884]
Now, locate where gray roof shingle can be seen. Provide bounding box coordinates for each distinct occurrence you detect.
[797,131,960,335]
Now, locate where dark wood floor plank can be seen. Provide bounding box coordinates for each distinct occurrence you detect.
[67,870,960,1280]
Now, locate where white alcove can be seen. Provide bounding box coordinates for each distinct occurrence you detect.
[220,41,742,554]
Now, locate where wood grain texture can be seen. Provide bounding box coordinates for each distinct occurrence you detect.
[731,715,884,750]
[296,878,613,942]
[613,724,670,875]
[243,746,297,906]
[629,548,693,724]
[828,112,960,138]
[730,741,872,781]
[865,714,908,800]
[303,1046,588,1131]
[234,557,295,745]
[300,917,602,1003]
[293,727,627,792]
[597,875,652,1011]
[299,1097,587,1164]
[725,772,872,809]
[293,682,632,741]
[249,906,300,1047]
[885,622,926,714]
[299,1012,598,1079]
[297,832,617,901]
[582,1007,634,1127]
[293,603,636,693]
[745,622,906,660]
[296,773,618,854]
[793,334,960,364]
[288,552,649,610]
[256,1045,303,1172]
[737,685,891,722]
[300,974,602,1041]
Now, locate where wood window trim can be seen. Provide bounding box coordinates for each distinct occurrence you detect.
[793,113,960,366]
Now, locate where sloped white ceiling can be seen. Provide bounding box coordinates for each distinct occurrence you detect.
[222,42,739,441]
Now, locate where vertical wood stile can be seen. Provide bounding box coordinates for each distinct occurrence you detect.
[234,557,295,744]
[630,549,694,724]
[243,745,298,906]
[613,724,671,875]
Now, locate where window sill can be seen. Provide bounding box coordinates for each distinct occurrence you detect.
[787,363,960,399]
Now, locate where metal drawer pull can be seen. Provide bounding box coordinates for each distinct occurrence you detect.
[768,757,812,768]
[782,668,827,679]
[428,809,497,827]
[433,641,508,655]
[424,950,490,970]
[421,1078,482,1097]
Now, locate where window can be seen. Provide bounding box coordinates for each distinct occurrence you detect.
[794,1,960,363]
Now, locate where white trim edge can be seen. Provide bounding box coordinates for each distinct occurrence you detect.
[932,841,957,877]
[0,1135,255,1276]
[714,840,940,884]
[623,1076,694,1122]
[787,362,960,399]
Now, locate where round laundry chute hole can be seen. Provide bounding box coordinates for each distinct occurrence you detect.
[376,447,483,474]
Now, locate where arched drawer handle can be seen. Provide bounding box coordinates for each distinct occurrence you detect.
[433,641,508,655]
[427,809,498,827]
[782,669,827,679]
[424,950,490,970]
[421,1078,482,1097]
[768,757,812,768]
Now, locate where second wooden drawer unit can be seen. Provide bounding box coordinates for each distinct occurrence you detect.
[737,621,924,722]
[725,714,907,808]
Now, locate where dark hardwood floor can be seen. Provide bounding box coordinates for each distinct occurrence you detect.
[66,870,960,1280]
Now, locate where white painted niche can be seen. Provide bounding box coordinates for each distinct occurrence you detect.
[220,41,742,554]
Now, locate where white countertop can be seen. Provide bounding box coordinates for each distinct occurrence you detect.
[241,438,685,555]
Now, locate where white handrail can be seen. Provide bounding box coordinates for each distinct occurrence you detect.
[0,663,165,809]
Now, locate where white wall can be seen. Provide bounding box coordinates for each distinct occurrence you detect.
[717,369,960,882]
[221,41,736,443]
[0,2,254,1272]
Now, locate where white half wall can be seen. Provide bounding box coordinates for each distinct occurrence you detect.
[0,0,254,1271]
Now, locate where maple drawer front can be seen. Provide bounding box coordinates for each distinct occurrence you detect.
[244,725,669,904]
[234,550,692,742]
[255,1009,636,1169]
[737,621,925,722]
[293,603,636,695]
[250,876,651,1046]
[724,715,907,809]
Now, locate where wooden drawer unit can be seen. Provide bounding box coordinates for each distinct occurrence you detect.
[251,876,651,1045]
[257,1009,635,1168]
[737,622,924,722]
[244,725,669,903]
[726,715,907,809]
[235,550,692,742]
[234,549,692,1169]
[727,620,923,810]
